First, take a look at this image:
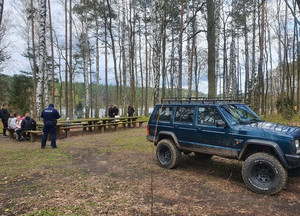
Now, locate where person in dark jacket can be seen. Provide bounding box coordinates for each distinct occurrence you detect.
[108,105,113,117]
[21,113,36,140]
[127,105,135,117]
[112,105,119,117]
[0,103,9,138]
[41,104,60,149]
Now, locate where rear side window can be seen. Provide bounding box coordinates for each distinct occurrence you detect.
[174,106,195,124]
[198,107,221,125]
[154,106,173,122]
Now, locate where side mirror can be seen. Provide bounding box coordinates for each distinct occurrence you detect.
[216,120,226,127]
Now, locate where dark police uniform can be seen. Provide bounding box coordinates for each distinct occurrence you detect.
[41,104,60,148]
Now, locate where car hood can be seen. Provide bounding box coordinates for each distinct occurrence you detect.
[236,121,300,138]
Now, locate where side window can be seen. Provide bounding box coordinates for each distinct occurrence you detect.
[154,106,173,122]
[174,107,195,124]
[198,107,221,125]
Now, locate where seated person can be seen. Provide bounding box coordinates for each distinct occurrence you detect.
[21,113,37,140]
[15,115,23,140]
[8,113,17,131]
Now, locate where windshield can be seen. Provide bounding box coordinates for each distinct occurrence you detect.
[220,104,262,125]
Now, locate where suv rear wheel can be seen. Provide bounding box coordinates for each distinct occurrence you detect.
[156,139,181,169]
[242,152,287,195]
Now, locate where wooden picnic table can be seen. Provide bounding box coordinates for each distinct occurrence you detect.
[35,116,145,138]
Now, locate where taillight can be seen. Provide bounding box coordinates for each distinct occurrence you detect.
[147,125,149,135]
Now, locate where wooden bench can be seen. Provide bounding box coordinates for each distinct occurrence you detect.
[60,123,119,137]
[130,120,147,128]
[8,129,43,142]
[23,130,43,142]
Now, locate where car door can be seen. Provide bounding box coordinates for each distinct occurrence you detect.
[194,106,234,157]
[173,106,196,147]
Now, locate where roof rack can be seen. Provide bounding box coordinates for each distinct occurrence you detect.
[161,97,242,104]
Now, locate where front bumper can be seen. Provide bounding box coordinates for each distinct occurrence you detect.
[285,154,300,169]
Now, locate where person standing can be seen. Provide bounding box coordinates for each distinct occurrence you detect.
[112,105,119,117]
[127,105,135,117]
[108,105,114,117]
[0,103,9,138]
[41,104,60,149]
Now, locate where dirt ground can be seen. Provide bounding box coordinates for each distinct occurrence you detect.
[1,127,300,215]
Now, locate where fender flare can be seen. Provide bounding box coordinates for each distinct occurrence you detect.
[239,139,288,168]
[157,131,181,149]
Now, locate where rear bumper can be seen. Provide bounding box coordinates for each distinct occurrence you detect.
[146,135,154,142]
[285,154,300,169]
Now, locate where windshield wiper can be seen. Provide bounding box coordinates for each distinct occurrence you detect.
[249,118,264,123]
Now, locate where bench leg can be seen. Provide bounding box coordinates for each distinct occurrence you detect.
[65,129,70,137]
[9,130,14,139]
[133,122,137,128]
[139,122,143,128]
[114,125,118,132]
[101,126,105,133]
[30,133,36,142]
[83,127,87,132]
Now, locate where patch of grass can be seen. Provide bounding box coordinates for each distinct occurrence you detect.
[0,146,72,178]
[110,130,152,153]
[263,114,300,126]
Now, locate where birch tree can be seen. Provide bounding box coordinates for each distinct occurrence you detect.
[36,0,47,115]
[0,0,3,27]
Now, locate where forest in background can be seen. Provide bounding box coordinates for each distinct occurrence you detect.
[0,0,300,119]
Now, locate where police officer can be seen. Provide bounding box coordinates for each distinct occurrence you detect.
[41,104,60,149]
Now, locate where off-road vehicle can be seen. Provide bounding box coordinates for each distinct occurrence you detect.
[146,98,300,195]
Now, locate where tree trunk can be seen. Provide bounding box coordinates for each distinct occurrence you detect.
[257,0,265,115]
[129,0,136,107]
[95,17,100,118]
[250,0,257,107]
[178,0,183,98]
[161,0,167,99]
[144,3,149,115]
[0,0,3,27]
[151,0,161,105]
[48,0,55,104]
[69,0,73,119]
[207,0,216,98]
[138,16,144,115]
[104,6,108,117]
[30,0,37,118]
[65,0,69,118]
[282,1,288,113]
[244,17,249,102]
[36,0,47,117]
[121,0,127,115]
[229,33,236,98]
[106,0,119,107]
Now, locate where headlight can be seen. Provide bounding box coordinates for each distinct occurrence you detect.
[295,140,300,149]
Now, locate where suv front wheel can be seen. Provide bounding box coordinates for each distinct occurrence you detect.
[156,139,181,169]
[242,152,287,195]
